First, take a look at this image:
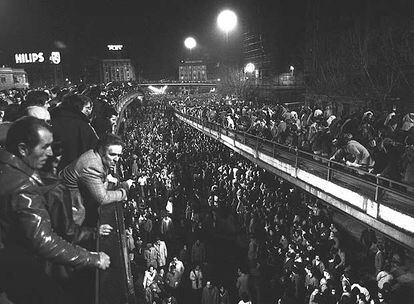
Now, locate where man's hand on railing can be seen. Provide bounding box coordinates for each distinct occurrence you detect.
[97,252,111,270]
[345,161,361,168]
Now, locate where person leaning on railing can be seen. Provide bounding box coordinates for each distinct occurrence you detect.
[330,134,375,171]
[0,117,110,304]
[402,135,414,188]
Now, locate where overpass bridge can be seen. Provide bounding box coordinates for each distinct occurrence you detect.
[137,82,217,87]
[134,82,304,89]
[174,110,414,250]
[112,91,414,249]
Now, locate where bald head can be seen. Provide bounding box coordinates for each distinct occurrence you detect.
[25,106,51,122]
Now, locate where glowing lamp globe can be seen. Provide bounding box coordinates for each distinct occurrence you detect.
[184,37,197,50]
[244,62,256,74]
[217,10,238,33]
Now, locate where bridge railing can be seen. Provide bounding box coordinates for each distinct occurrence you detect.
[175,109,414,212]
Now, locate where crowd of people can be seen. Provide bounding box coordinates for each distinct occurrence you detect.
[0,84,410,304]
[116,99,405,304]
[175,96,414,187]
[0,83,138,304]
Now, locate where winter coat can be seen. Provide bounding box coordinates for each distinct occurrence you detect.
[51,106,98,171]
[402,145,414,185]
[191,242,206,264]
[61,149,128,226]
[0,149,100,266]
[190,269,203,290]
[202,286,219,304]
[0,149,100,302]
[144,246,158,268]
[154,240,168,267]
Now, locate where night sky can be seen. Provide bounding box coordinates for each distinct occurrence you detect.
[0,0,305,79]
[0,0,411,80]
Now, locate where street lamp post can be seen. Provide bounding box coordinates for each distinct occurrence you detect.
[184,37,197,84]
[217,8,238,82]
[289,65,295,86]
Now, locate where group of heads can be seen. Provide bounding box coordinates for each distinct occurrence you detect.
[5,115,124,171]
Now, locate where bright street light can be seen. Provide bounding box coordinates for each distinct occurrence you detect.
[184,37,197,50]
[217,9,237,33]
[244,62,256,74]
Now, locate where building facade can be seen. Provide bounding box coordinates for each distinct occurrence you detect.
[0,67,29,90]
[242,31,272,81]
[10,51,64,88]
[101,59,136,83]
[178,60,207,82]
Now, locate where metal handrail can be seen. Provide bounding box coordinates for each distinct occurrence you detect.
[175,109,414,202]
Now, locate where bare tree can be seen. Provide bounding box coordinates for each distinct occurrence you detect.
[217,67,257,99]
[306,9,414,102]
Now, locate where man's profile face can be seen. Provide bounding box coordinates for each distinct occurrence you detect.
[22,128,53,169]
[81,101,93,118]
[101,144,122,169]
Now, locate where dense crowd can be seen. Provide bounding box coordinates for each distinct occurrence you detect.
[0,86,410,304]
[0,83,139,304]
[116,101,405,304]
[175,96,414,187]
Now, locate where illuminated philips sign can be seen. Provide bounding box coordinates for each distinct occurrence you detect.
[14,51,61,64]
[15,52,44,64]
[107,44,123,51]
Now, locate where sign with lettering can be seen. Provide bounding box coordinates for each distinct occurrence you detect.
[14,51,61,64]
[15,52,44,64]
[107,45,123,51]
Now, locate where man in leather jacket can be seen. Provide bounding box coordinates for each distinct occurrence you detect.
[0,117,110,304]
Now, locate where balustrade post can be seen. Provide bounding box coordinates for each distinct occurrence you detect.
[375,176,380,202]
[327,160,332,181]
[295,148,299,169]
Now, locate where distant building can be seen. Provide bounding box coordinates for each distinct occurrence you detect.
[101,59,136,83]
[80,57,101,85]
[242,31,272,81]
[24,64,64,88]
[11,51,64,88]
[178,60,207,82]
[0,67,29,90]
